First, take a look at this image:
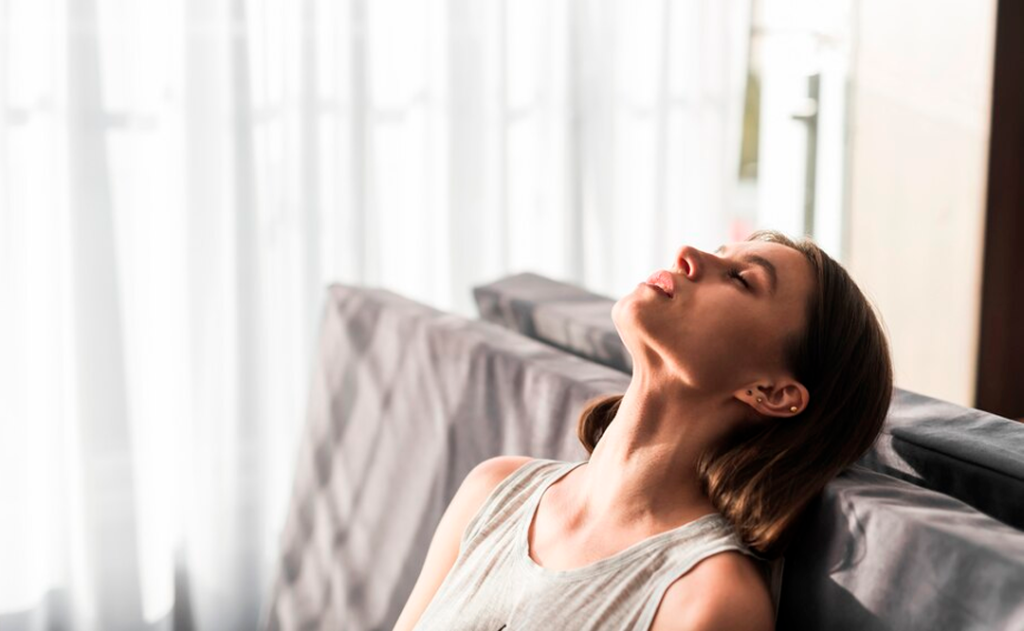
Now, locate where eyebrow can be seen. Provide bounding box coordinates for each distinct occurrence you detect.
[714,244,779,297]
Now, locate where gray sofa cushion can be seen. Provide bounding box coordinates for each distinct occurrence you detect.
[473,272,1024,530]
[473,272,633,373]
[779,465,1024,630]
[860,388,1024,529]
[264,285,630,631]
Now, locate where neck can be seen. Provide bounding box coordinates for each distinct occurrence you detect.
[576,366,737,531]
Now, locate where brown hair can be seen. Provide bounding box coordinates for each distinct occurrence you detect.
[576,229,894,559]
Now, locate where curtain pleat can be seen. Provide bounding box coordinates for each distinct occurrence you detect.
[0,1,753,629]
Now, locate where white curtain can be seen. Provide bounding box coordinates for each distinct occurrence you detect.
[0,0,751,629]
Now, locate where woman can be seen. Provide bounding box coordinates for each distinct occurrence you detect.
[394,230,894,631]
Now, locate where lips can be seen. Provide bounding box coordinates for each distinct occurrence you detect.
[645,270,675,298]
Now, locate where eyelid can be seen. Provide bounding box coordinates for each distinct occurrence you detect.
[727,267,751,289]
[715,247,766,293]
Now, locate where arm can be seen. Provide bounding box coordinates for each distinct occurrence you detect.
[391,456,534,631]
[649,550,775,631]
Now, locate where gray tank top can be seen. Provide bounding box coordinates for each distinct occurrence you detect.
[412,458,782,631]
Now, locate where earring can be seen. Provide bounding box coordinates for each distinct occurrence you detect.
[756,397,763,403]
[790,406,798,412]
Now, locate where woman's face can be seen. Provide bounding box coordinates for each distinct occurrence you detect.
[612,240,816,393]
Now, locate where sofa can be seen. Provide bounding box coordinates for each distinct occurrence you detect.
[261,273,1024,631]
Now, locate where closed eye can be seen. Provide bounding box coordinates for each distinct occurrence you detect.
[727,267,750,289]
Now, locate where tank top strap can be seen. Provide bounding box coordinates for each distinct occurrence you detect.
[636,519,784,628]
[460,458,574,551]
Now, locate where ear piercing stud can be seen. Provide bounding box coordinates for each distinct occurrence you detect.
[790,406,799,412]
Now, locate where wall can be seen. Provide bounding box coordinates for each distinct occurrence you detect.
[846,0,998,406]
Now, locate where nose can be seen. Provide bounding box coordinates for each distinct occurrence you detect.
[674,245,701,280]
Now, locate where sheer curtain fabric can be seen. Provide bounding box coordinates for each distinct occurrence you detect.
[0,1,750,629]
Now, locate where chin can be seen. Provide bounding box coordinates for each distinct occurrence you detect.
[610,294,651,355]
[610,291,641,327]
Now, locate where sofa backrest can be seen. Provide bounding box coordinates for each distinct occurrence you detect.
[779,465,1024,630]
[474,272,1024,531]
[474,272,633,373]
[264,285,629,631]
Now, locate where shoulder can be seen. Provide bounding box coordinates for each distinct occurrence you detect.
[390,456,537,631]
[649,550,774,631]
[454,455,538,522]
[460,455,537,499]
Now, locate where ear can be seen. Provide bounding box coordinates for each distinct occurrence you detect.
[734,378,809,418]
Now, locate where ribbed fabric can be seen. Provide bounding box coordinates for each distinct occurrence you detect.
[413,458,779,631]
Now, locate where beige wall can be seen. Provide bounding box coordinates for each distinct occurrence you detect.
[846,1,998,406]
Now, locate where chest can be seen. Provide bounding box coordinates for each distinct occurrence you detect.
[527,488,669,572]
